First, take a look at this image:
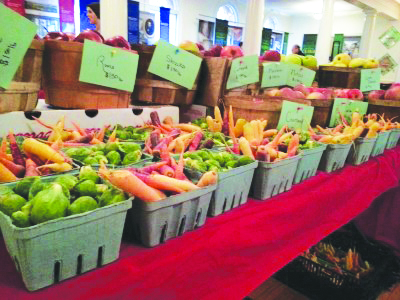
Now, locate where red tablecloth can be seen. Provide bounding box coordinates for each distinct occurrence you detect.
[2,147,400,300]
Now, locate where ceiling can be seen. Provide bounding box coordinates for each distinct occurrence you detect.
[265,0,363,16]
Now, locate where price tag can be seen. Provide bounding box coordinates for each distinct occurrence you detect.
[360,68,381,92]
[226,55,260,90]
[261,62,289,88]
[329,98,369,127]
[0,4,38,89]
[79,40,139,92]
[277,100,314,131]
[148,40,202,89]
[286,64,316,87]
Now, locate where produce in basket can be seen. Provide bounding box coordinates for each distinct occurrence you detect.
[104,124,152,142]
[0,166,128,228]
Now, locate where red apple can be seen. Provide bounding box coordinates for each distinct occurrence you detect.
[390,83,400,89]
[368,90,385,100]
[385,86,400,100]
[105,36,131,50]
[65,33,76,41]
[196,43,205,51]
[306,92,325,100]
[44,32,69,41]
[294,84,310,96]
[293,91,306,99]
[347,89,364,100]
[220,45,244,59]
[74,30,104,43]
[320,89,334,100]
[262,50,280,62]
[334,89,348,98]
[209,45,222,57]
[279,87,295,99]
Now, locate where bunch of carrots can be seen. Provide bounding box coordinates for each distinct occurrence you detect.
[0,131,73,183]
[99,143,217,202]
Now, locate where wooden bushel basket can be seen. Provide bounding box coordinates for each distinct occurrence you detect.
[318,66,361,89]
[131,44,199,106]
[368,99,400,120]
[309,98,334,127]
[0,40,43,113]
[223,95,312,129]
[43,40,130,109]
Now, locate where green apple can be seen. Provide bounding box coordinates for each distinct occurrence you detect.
[286,54,302,65]
[179,41,200,54]
[333,62,347,67]
[280,54,286,62]
[333,53,351,66]
[349,58,365,68]
[302,56,318,67]
[363,58,379,69]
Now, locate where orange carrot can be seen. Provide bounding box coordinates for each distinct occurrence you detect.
[71,121,86,136]
[135,173,185,193]
[150,174,199,191]
[0,157,25,177]
[159,165,175,177]
[287,134,299,157]
[100,167,166,202]
[163,116,174,125]
[1,136,7,154]
[89,137,102,144]
[269,125,287,149]
[175,147,185,180]
[25,159,39,177]
[197,171,218,188]
[96,125,110,143]
[0,161,18,182]
[108,128,118,143]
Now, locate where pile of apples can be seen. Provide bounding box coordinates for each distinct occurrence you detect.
[258,50,318,68]
[178,41,244,59]
[368,83,400,101]
[41,30,136,52]
[329,53,378,69]
[265,84,364,100]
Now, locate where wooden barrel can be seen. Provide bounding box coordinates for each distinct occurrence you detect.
[0,82,39,113]
[131,44,199,106]
[0,40,43,113]
[195,57,230,107]
[223,96,311,129]
[43,40,130,109]
[318,66,361,89]
[368,99,400,120]
[309,99,334,127]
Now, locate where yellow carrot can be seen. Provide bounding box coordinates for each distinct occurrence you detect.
[213,120,222,132]
[197,171,218,188]
[250,120,259,143]
[150,174,199,191]
[0,161,18,182]
[214,106,223,125]
[243,123,254,142]
[351,126,364,140]
[234,119,247,138]
[263,129,278,138]
[278,132,293,144]
[71,131,82,140]
[206,116,215,132]
[173,124,202,132]
[108,128,118,143]
[239,137,255,159]
[265,146,278,159]
[319,135,334,144]
[23,138,65,163]
[278,152,288,159]
[37,162,72,173]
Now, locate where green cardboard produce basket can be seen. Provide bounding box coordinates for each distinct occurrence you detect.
[293,144,327,184]
[371,131,390,157]
[318,143,352,173]
[250,155,301,200]
[347,137,376,166]
[208,160,258,217]
[127,184,217,247]
[386,128,400,149]
[0,175,132,291]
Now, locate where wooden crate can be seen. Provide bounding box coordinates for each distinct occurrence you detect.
[43,40,130,109]
[368,99,400,120]
[318,66,360,89]
[131,44,200,106]
[0,82,39,113]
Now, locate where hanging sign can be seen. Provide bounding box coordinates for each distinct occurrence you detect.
[360,68,381,92]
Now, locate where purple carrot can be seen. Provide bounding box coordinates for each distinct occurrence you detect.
[153,129,181,152]
[69,133,94,144]
[221,111,229,136]
[188,131,204,151]
[150,111,161,127]
[138,161,168,173]
[8,131,25,166]
[150,130,161,148]
[261,138,269,145]
[25,152,45,166]
[311,135,325,141]
[199,139,214,149]
[255,149,270,162]
[159,165,175,177]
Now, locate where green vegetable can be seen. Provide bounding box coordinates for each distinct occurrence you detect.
[205,160,221,168]
[55,175,78,191]
[11,210,31,228]
[73,180,98,198]
[125,126,135,133]
[64,147,92,161]
[14,176,39,198]
[221,152,236,163]
[225,160,238,169]
[94,155,108,164]
[197,150,211,161]
[28,178,46,200]
[0,193,26,216]
[211,152,225,165]
[30,183,70,225]
[116,130,131,140]
[122,150,142,165]
[118,142,141,156]
[106,151,121,165]
[92,151,105,156]
[208,165,219,172]
[237,156,254,167]
[98,188,126,207]
[189,160,207,173]
[91,143,106,152]
[188,153,203,162]
[83,156,98,165]
[96,184,108,195]
[105,142,119,154]
[0,185,15,196]
[79,166,100,183]
[68,196,98,215]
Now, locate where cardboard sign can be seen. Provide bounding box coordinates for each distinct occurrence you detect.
[261,62,289,88]
[360,68,381,92]
[226,55,260,90]
[329,98,369,127]
[286,64,316,87]
[79,40,139,92]
[277,100,314,131]
[148,40,202,89]
[0,4,38,89]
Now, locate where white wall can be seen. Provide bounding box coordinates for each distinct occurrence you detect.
[263,11,292,33]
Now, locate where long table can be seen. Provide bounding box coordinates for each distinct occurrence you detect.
[2,147,400,300]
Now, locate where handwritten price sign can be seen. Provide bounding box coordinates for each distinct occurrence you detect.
[261,62,289,88]
[277,100,314,131]
[79,40,139,92]
[148,40,202,89]
[226,55,259,90]
[0,4,38,89]
[360,68,381,92]
[329,98,368,127]
[286,64,316,87]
